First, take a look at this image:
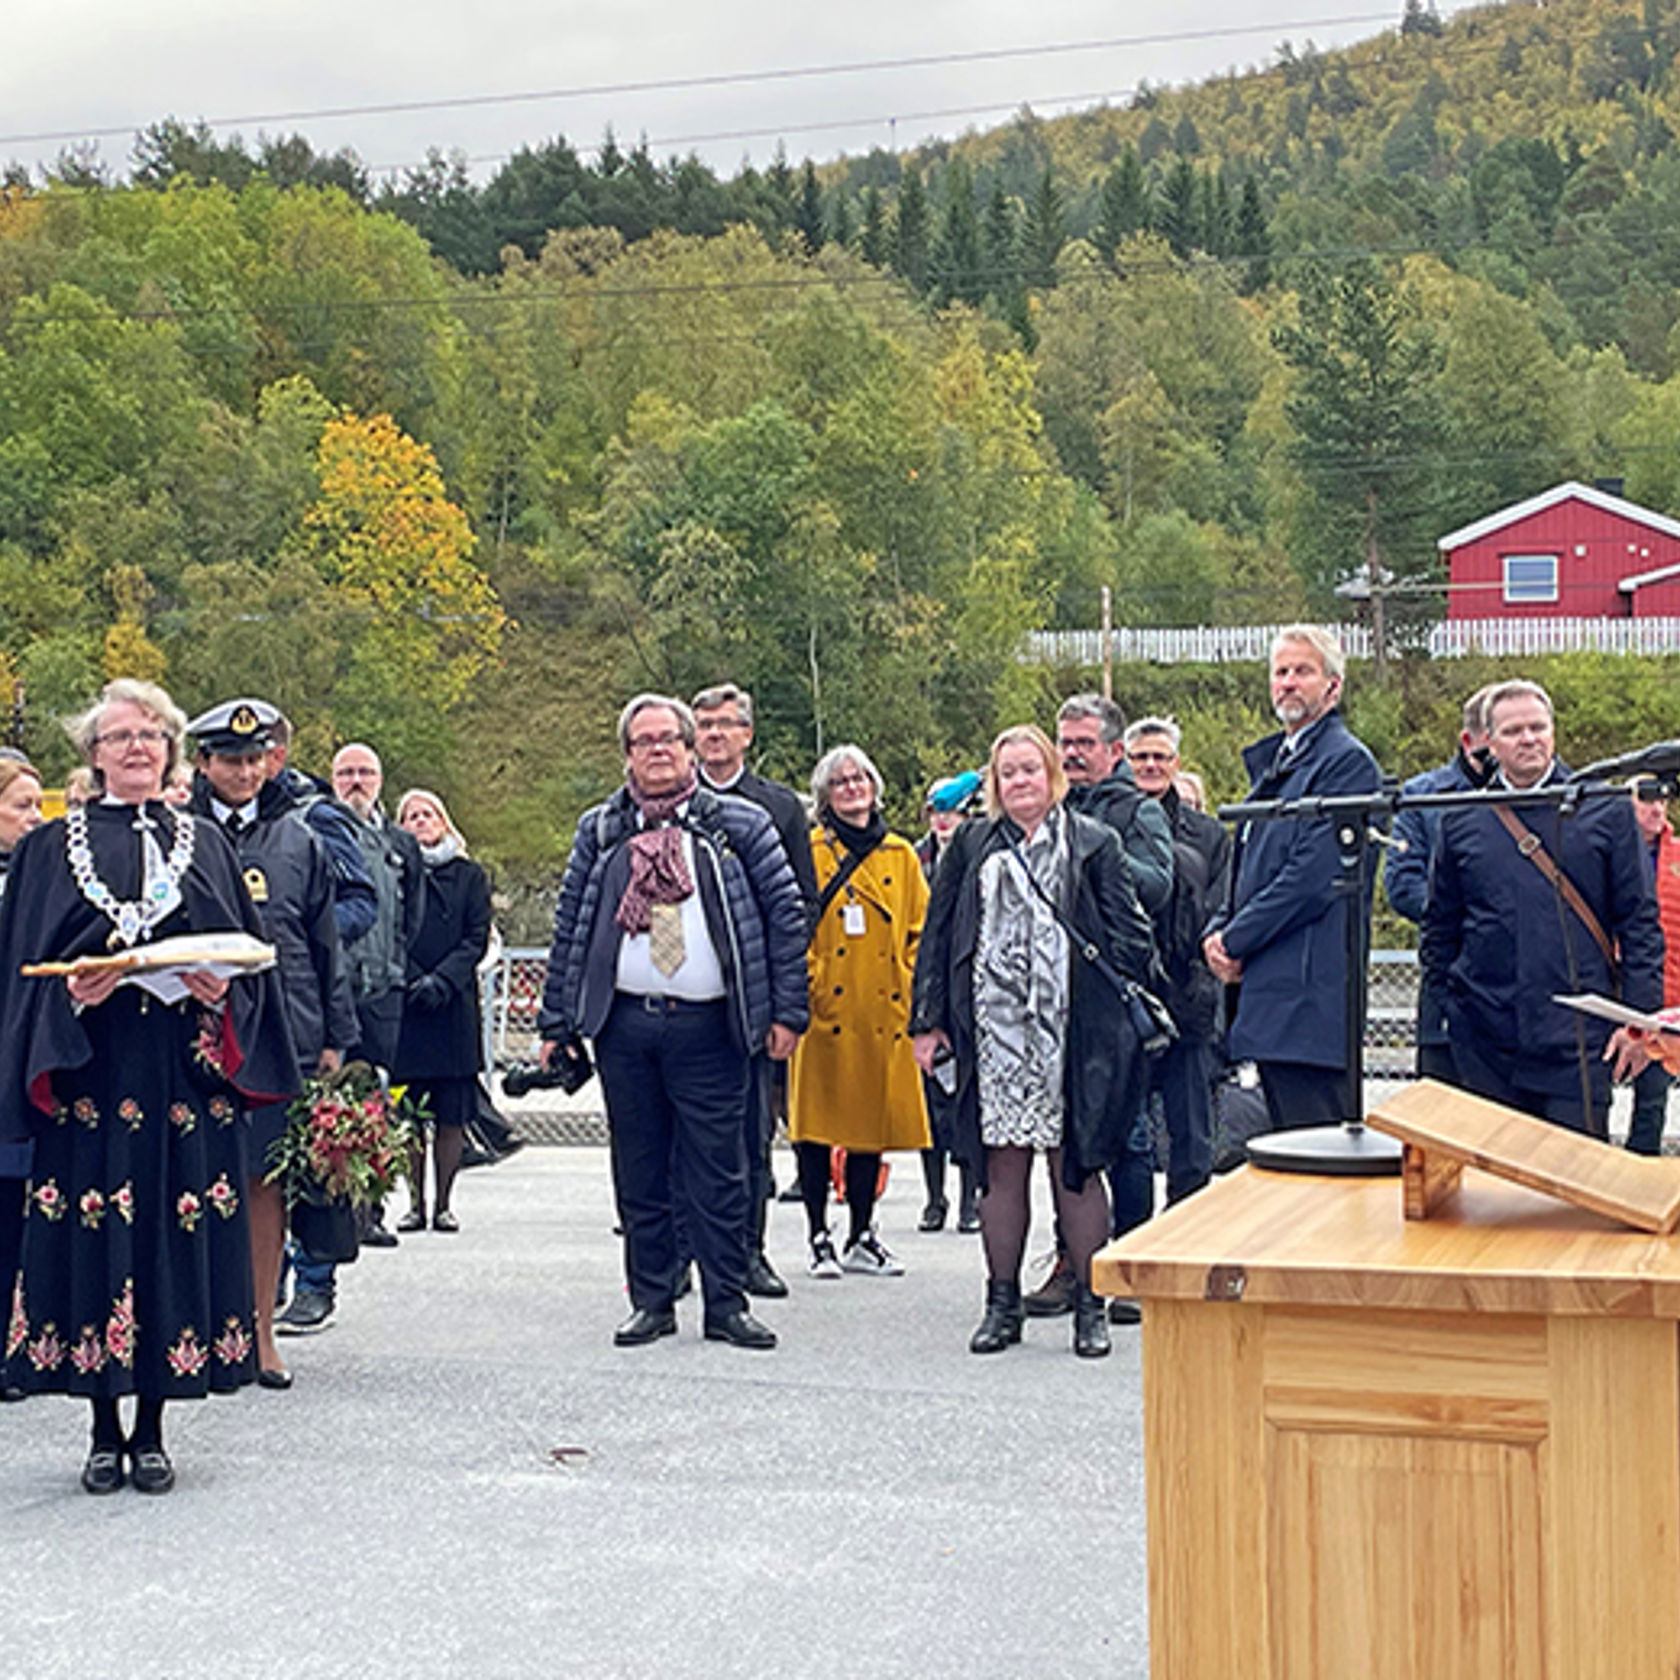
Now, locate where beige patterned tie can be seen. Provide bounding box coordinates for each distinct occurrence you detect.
[648,902,686,977]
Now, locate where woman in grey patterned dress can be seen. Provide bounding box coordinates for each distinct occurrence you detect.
[910,726,1155,1358]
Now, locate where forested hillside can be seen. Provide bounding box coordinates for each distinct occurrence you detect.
[7,0,1680,889]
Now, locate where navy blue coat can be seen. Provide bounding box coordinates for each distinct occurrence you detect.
[538,784,810,1056]
[1420,765,1663,1093]
[1384,750,1486,1051]
[1209,710,1382,1070]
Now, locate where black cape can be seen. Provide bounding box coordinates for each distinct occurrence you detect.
[0,801,298,1400]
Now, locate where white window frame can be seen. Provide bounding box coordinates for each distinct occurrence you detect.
[1502,553,1558,604]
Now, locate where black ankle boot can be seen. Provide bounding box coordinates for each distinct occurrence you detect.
[1073,1285,1112,1359]
[969,1279,1024,1354]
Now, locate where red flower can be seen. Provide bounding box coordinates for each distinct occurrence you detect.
[166,1328,209,1378]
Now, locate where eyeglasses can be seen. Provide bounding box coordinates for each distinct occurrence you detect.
[95,729,169,749]
[335,768,380,781]
[627,731,685,752]
[1056,736,1104,753]
[830,772,872,790]
[1127,749,1176,765]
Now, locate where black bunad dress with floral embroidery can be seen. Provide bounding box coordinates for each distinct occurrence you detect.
[0,799,297,1400]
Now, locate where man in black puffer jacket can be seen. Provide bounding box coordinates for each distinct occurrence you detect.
[538,694,809,1353]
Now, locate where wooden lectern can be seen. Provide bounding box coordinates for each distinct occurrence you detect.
[1092,1080,1680,1680]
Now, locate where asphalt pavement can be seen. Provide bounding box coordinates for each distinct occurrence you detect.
[0,1144,1150,1680]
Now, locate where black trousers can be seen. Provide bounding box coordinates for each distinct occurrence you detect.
[1448,1038,1609,1140]
[595,994,750,1319]
[1257,1060,1346,1132]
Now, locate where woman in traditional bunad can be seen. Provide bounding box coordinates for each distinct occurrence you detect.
[0,680,295,1495]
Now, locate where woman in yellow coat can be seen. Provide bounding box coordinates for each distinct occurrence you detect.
[790,744,931,1279]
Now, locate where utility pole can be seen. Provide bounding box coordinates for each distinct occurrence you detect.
[1366,489,1388,681]
[1101,585,1114,700]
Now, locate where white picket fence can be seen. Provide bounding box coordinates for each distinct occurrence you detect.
[1025,617,1680,666]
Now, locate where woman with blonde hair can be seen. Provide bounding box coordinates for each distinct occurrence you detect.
[911,725,1155,1358]
[394,789,492,1233]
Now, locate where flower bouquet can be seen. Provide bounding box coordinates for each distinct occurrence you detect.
[266,1062,425,1261]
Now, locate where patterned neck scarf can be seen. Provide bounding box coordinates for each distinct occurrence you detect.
[615,771,699,934]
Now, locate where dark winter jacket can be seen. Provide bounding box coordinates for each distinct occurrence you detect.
[701,767,818,933]
[1153,784,1231,1044]
[341,808,425,1002]
[1066,762,1175,914]
[538,785,810,1056]
[1421,764,1663,1092]
[268,765,378,947]
[909,809,1157,1191]
[394,854,492,1082]
[1207,709,1383,1071]
[189,774,358,1073]
[1384,748,1490,1050]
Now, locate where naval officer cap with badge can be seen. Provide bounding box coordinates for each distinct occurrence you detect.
[188,699,279,899]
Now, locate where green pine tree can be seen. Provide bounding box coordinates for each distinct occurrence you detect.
[1236,176,1272,293]
[893,166,931,292]
[931,158,985,306]
[1022,167,1067,290]
[859,185,889,267]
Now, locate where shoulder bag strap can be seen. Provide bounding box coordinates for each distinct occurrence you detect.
[814,842,872,926]
[1492,805,1616,972]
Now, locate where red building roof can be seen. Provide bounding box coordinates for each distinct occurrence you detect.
[1437,481,1680,620]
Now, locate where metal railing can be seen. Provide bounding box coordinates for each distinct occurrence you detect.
[487,946,1426,1071]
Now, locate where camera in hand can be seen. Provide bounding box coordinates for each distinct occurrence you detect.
[502,1039,593,1097]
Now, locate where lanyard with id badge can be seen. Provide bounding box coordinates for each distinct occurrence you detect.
[841,899,868,938]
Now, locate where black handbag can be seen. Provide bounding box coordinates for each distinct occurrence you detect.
[1004,830,1178,1058]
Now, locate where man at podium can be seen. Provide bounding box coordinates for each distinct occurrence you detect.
[1422,678,1662,1137]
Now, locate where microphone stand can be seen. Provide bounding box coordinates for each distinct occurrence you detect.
[1217,774,1630,1176]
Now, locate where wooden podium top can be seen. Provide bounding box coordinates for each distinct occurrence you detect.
[1093,1159,1680,1319]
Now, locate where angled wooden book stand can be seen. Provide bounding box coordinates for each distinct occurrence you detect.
[1367,1077,1680,1233]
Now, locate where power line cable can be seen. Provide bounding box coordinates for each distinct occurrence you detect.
[0,13,1396,150]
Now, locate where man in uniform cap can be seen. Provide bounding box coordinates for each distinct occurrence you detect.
[187,699,358,1374]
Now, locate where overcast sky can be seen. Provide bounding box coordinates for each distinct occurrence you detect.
[3,0,1476,186]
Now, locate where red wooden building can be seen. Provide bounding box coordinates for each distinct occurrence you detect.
[1438,481,1680,620]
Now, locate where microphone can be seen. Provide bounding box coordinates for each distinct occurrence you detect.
[1570,740,1680,782]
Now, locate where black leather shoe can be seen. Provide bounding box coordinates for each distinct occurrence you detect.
[970,1279,1024,1354]
[745,1253,789,1298]
[703,1310,777,1350]
[613,1307,678,1348]
[81,1445,125,1495]
[258,1366,294,1390]
[1107,1297,1143,1326]
[360,1225,399,1249]
[1074,1285,1112,1359]
[918,1198,949,1233]
[129,1445,175,1495]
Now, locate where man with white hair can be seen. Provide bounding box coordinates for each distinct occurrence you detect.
[1125,715,1229,1201]
[1203,627,1382,1132]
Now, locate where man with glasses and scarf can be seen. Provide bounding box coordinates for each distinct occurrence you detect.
[536,694,809,1350]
